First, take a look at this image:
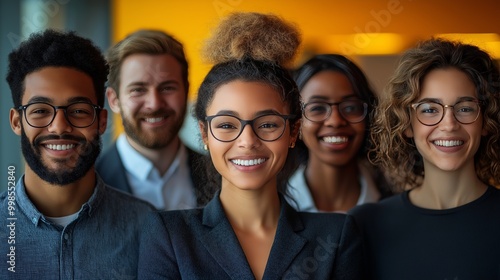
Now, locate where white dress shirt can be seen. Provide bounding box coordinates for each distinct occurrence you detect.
[116,134,196,210]
[286,163,381,213]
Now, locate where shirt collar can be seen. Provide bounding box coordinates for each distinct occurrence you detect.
[116,134,154,180]
[287,163,381,212]
[16,174,105,226]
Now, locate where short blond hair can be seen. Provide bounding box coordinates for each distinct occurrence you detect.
[106,29,188,95]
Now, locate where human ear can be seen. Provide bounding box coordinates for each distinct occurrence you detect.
[290,120,301,146]
[404,126,414,138]
[10,108,22,136]
[98,109,108,135]
[106,87,121,114]
[198,121,208,145]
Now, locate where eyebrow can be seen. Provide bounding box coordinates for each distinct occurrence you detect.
[26,96,93,105]
[305,94,358,102]
[417,96,477,104]
[214,109,284,118]
[126,80,180,88]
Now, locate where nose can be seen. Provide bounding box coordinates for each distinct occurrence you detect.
[236,124,260,149]
[144,90,166,110]
[323,105,347,127]
[47,109,72,134]
[439,106,460,131]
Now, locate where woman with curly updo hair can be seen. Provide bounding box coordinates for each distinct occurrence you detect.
[351,38,500,279]
[138,12,364,279]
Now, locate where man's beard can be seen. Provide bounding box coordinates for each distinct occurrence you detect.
[21,128,102,186]
[121,108,185,149]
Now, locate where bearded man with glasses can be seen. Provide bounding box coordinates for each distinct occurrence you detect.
[1,29,154,279]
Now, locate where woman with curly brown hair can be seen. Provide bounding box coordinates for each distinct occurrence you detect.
[350,38,500,279]
[138,12,364,280]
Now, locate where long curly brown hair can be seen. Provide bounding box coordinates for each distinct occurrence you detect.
[370,38,500,192]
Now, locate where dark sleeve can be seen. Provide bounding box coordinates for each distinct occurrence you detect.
[138,212,180,280]
[333,214,366,280]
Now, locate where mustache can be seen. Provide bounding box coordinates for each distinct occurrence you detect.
[137,109,174,119]
[33,134,87,146]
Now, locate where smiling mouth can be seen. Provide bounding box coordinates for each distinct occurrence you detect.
[231,158,267,166]
[45,144,75,151]
[433,140,464,147]
[322,136,348,144]
[144,117,165,123]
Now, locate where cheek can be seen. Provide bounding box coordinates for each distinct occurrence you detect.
[300,122,321,147]
[352,123,366,138]
[167,95,187,112]
[122,98,143,115]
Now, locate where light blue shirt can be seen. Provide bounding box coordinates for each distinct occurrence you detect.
[286,163,381,213]
[116,134,196,210]
[0,174,154,279]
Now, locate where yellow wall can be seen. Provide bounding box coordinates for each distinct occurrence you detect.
[110,0,500,136]
[112,0,500,99]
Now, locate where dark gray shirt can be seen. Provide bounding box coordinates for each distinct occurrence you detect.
[0,174,154,279]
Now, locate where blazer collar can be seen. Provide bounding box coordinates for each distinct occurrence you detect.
[199,192,307,280]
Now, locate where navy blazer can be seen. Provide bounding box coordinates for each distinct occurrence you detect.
[138,193,364,279]
[96,142,211,206]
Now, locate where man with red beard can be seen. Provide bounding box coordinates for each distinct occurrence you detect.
[97,30,209,210]
[1,29,154,279]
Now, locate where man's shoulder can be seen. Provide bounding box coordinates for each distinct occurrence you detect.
[96,142,120,168]
[100,184,155,211]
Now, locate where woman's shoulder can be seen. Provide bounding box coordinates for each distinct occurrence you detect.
[349,192,406,219]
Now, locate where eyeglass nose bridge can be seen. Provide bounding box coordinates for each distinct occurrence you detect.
[48,106,73,127]
[234,119,261,140]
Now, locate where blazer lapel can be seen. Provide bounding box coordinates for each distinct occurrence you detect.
[263,200,307,280]
[197,194,255,279]
[96,143,132,193]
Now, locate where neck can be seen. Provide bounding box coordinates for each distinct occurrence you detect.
[304,158,361,212]
[409,161,487,209]
[219,181,281,232]
[126,135,180,175]
[23,165,96,217]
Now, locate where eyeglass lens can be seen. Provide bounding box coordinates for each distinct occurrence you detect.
[303,100,367,123]
[208,115,287,142]
[23,102,97,128]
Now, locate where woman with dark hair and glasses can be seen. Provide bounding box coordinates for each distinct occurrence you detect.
[138,12,364,279]
[350,38,500,279]
[287,54,391,213]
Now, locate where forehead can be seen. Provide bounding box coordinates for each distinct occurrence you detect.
[207,80,288,117]
[23,67,96,104]
[120,54,183,83]
[301,70,354,100]
[419,68,477,101]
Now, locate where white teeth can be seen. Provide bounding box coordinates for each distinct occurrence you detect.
[434,140,463,147]
[231,158,266,166]
[145,117,164,123]
[322,136,348,144]
[46,144,75,151]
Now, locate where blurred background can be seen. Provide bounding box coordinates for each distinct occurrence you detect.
[1,0,499,191]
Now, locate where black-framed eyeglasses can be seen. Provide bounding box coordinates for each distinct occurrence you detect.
[205,114,295,142]
[410,100,481,126]
[17,102,101,128]
[302,100,368,123]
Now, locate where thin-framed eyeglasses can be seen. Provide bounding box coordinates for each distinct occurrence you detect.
[302,100,368,123]
[17,101,101,128]
[205,114,296,142]
[410,100,481,126]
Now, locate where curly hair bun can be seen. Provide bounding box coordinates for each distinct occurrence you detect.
[203,12,301,67]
